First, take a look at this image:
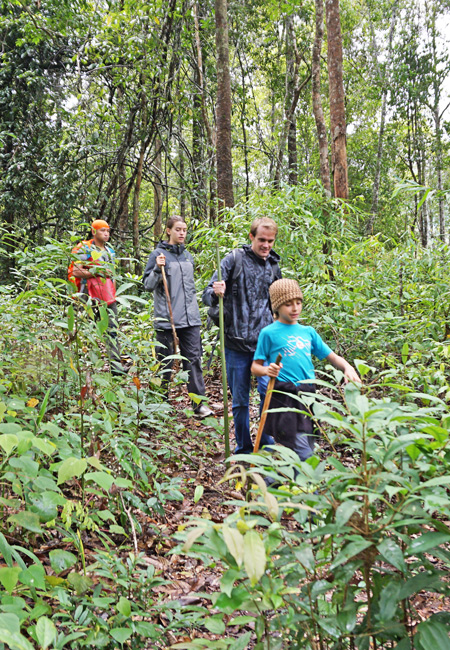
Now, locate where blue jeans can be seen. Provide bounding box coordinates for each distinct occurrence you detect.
[225,347,275,454]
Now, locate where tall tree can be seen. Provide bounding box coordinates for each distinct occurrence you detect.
[215,0,234,210]
[365,0,399,235]
[326,0,348,199]
[312,0,331,194]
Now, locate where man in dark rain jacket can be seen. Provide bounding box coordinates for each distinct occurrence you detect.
[202,217,282,453]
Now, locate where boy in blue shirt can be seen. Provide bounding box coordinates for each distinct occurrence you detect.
[251,279,360,461]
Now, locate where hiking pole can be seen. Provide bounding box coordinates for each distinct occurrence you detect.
[216,243,230,458]
[253,353,282,454]
[160,265,179,354]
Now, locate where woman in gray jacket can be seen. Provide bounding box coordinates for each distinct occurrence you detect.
[143,216,212,417]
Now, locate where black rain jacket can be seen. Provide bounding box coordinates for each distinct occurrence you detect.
[202,244,281,353]
[143,241,201,330]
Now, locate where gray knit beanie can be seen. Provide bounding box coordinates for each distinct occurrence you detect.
[269,279,303,313]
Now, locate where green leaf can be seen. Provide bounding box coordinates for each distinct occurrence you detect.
[0,434,18,455]
[0,613,20,633]
[243,530,266,586]
[0,567,22,594]
[416,619,450,650]
[204,614,225,634]
[220,568,239,597]
[401,342,409,365]
[116,596,131,617]
[84,471,114,491]
[330,538,372,570]
[31,437,55,456]
[110,627,132,644]
[19,564,46,591]
[335,500,361,527]
[222,525,244,567]
[229,632,252,650]
[29,491,65,523]
[57,457,87,485]
[182,527,205,552]
[0,532,13,566]
[379,581,402,621]
[67,572,93,595]
[35,616,57,649]
[67,304,75,333]
[7,511,42,534]
[0,629,35,650]
[49,550,78,574]
[377,538,407,573]
[36,389,51,428]
[194,485,204,503]
[109,525,127,536]
[407,532,450,556]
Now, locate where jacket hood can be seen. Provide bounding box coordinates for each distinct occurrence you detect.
[158,240,186,255]
[242,243,280,264]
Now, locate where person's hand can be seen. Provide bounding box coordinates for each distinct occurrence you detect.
[213,280,226,297]
[344,365,361,384]
[156,253,166,268]
[267,361,282,378]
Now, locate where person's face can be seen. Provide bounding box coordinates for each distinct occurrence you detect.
[167,221,187,245]
[93,227,110,246]
[278,299,302,325]
[249,226,276,259]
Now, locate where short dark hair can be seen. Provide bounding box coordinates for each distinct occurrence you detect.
[250,217,278,237]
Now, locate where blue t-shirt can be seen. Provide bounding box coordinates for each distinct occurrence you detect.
[254,321,332,384]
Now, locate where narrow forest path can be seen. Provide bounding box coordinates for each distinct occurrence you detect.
[131,369,450,648]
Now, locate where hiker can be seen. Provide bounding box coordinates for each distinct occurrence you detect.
[68,219,128,376]
[202,217,282,453]
[143,216,213,418]
[251,278,360,461]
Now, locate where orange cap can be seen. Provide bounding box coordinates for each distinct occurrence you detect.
[91,219,110,230]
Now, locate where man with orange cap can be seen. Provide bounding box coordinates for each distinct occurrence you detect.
[69,220,127,376]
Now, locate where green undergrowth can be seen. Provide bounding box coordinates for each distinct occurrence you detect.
[1,191,450,648]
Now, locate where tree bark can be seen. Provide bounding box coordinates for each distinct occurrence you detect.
[312,0,331,194]
[215,0,234,210]
[325,0,348,199]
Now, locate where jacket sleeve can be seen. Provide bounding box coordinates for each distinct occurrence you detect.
[143,251,162,292]
[201,251,237,307]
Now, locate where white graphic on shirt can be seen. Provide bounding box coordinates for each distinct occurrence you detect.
[283,335,311,358]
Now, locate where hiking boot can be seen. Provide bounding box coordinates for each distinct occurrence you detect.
[195,404,214,419]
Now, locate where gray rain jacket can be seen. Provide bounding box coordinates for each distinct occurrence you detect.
[202,244,281,353]
[143,241,201,330]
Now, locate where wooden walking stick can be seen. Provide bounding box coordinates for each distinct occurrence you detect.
[160,265,179,354]
[216,244,230,458]
[253,353,282,453]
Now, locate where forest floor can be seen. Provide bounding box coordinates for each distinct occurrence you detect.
[126,368,450,648]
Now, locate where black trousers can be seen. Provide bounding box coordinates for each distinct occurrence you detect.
[156,326,206,400]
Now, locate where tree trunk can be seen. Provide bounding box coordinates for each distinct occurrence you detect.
[131,89,147,275]
[286,16,298,186]
[154,136,163,242]
[429,4,445,241]
[312,0,331,194]
[193,1,215,220]
[366,0,398,235]
[215,0,234,210]
[178,122,186,220]
[325,0,348,199]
